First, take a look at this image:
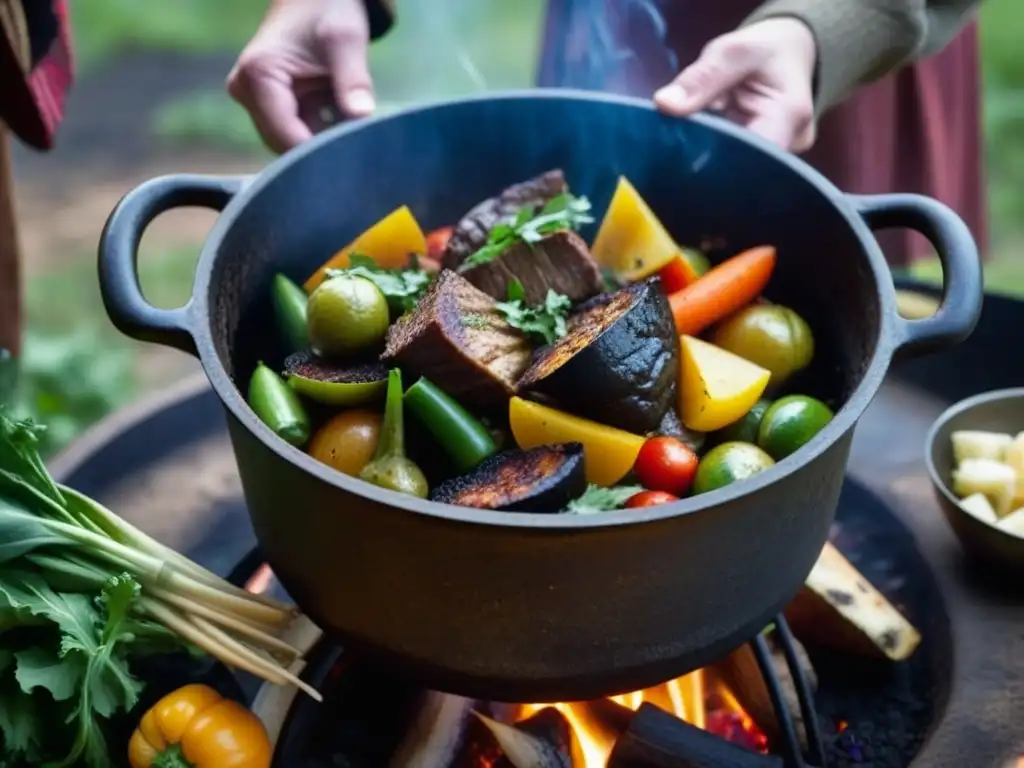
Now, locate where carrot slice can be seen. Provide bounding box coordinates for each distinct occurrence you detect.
[667,246,777,336]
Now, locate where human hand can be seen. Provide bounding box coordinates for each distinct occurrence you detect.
[654,18,818,152]
[228,0,374,153]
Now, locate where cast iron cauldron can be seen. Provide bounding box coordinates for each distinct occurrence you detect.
[98,91,982,702]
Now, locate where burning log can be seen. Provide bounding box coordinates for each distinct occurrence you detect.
[786,541,921,661]
[709,636,817,752]
[475,708,583,768]
[607,703,783,768]
[389,691,476,768]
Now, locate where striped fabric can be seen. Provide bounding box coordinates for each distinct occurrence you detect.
[0,0,73,151]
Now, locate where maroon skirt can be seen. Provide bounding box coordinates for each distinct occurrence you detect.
[538,1,986,265]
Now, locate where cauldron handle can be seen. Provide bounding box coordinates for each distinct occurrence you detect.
[848,193,984,359]
[98,174,246,355]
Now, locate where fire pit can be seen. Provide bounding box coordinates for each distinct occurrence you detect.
[51,287,1024,767]
[244,476,945,768]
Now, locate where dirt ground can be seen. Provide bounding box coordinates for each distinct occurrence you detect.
[12,52,265,388]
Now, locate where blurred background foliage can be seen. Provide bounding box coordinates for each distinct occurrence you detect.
[7,0,1023,456]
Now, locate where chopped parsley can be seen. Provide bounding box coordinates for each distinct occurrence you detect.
[495,279,571,346]
[565,484,644,515]
[327,254,432,315]
[463,193,594,268]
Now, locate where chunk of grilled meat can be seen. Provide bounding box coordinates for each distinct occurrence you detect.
[442,170,568,270]
[381,270,531,408]
[459,230,604,305]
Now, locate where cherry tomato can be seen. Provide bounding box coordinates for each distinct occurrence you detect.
[625,490,680,508]
[657,255,699,294]
[633,436,700,495]
[425,226,453,261]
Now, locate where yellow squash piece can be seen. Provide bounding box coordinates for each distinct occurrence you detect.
[590,176,681,281]
[304,205,428,291]
[509,397,645,487]
[678,335,770,432]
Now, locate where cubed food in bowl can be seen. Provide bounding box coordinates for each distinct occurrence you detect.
[951,429,1013,463]
[947,428,1024,538]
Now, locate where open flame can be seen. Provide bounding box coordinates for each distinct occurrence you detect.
[515,669,767,767]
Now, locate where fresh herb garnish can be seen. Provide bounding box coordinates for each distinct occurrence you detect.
[495,279,571,346]
[461,314,490,329]
[463,193,594,268]
[0,409,312,767]
[565,484,644,515]
[327,253,433,315]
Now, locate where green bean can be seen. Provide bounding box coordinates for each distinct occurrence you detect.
[247,361,311,447]
[271,273,309,353]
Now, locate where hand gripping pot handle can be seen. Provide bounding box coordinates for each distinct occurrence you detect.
[98,174,247,356]
[848,193,984,360]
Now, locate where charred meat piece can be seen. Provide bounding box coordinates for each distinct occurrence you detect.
[517,279,679,433]
[442,170,568,269]
[381,270,531,408]
[459,230,604,305]
[430,443,586,512]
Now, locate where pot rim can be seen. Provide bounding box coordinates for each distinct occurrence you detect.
[188,88,900,530]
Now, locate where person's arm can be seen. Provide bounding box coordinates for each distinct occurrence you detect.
[743,0,982,114]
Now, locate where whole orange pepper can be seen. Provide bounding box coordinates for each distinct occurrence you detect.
[128,684,272,768]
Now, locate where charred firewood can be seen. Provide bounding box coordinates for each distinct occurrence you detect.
[475,708,583,768]
[607,703,784,768]
[786,541,921,661]
[708,636,817,752]
[389,691,476,768]
[573,697,635,736]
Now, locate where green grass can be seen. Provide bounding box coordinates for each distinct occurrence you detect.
[13,249,200,456]
[152,92,270,155]
[69,0,263,70]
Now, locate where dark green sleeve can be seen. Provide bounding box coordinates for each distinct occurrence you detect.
[363,0,396,40]
[743,0,981,114]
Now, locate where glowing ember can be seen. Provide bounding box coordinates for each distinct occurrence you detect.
[515,670,768,767]
[245,562,274,594]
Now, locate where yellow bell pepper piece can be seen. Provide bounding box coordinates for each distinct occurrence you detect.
[509,396,645,487]
[128,683,272,768]
[679,335,771,432]
[590,176,681,281]
[304,205,428,291]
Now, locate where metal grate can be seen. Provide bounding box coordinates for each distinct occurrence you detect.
[754,616,827,767]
